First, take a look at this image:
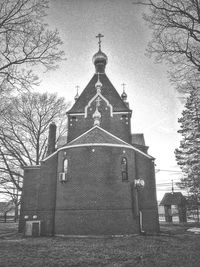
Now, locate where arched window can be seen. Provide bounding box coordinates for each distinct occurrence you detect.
[63,159,68,173]
[121,157,128,181]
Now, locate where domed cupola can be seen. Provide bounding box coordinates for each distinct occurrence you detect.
[121,83,127,102]
[121,90,127,101]
[92,33,108,74]
[74,86,79,102]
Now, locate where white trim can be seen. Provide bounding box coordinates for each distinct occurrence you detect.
[41,126,154,162]
[66,143,133,149]
[42,143,153,162]
[84,92,113,118]
[68,111,131,116]
[68,113,84,116]
[67,125,129,147]
[68,125,101,145]
[22,165,41,170]
[113,111,132,114]
[92,126,129,145]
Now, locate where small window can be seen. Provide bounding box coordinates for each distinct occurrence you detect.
[63,159,68,173]
[121,157,128,181]
[122,172,128,181]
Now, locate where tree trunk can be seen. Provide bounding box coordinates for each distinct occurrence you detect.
[197,205,199,223]
[4,212,7,223]
[14,204,18,222]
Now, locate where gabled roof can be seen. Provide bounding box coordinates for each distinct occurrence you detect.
[67,73,131,114]
[160,192,187,206]
[42,126,154,162]
[67,126,131,146]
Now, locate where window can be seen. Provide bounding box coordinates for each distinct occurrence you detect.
[63,159,68,173]
[121,157,128,181]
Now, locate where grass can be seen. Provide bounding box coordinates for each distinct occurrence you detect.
[0,223,200,267]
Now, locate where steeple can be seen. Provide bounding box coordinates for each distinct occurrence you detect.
[121,83,129,108]
[67,36,132,143]
[92,33,108,74]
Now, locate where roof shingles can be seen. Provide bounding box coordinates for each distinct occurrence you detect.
[68,73,131,114]
[67,126,130,146]
[160,192,187,206]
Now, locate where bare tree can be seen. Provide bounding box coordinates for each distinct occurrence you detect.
[0,92,69,199]
[0,0,64,94]
[0,201,15,222]
[0,179,20,221]
[134,0,200,93]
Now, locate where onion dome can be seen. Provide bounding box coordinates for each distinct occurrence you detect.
[74,86,79,102]
[93,33,108,73]
[121,83,127,102]
[74,92,79,102]
[121,90,127,101]
[92,49,108,73]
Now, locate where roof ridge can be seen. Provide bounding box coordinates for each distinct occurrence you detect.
[67,125,132,147]
[67,73,131,114]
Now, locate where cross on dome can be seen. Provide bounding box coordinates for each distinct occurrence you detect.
[93,34,108,74]
[122,83,126,92]
[96,33,104,50]
[76,85,80,94]
[121,83,127,101]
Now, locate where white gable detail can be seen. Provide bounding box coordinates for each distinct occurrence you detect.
[84,92,113,118]
[113,111,132,115]
[41,125,154,162]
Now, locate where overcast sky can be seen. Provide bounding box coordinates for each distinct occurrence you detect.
[35,0,185,200]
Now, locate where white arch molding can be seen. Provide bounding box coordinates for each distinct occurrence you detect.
[84,92,113,118]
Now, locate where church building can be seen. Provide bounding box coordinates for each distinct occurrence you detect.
[19,35,159,236]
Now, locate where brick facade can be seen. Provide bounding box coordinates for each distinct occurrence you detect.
[68,112,131,143]
[19,45,159,235]
[19,166,41,232]
[55,146,138,235]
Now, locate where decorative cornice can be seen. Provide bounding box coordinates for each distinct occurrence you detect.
[22,165,41,170]
[84,92,113,118]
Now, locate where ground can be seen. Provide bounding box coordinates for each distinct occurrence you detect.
[0,223,199,267]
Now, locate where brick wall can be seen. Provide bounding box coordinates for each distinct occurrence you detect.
[19,155,58,235]
[67,99,131,143]
[54,146,152,235]
[19,145,159,235]
[36,154,58,235]
[19,166,41,232]
[135,153,160,233]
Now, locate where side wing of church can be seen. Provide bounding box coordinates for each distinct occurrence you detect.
[19,36,159,236]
